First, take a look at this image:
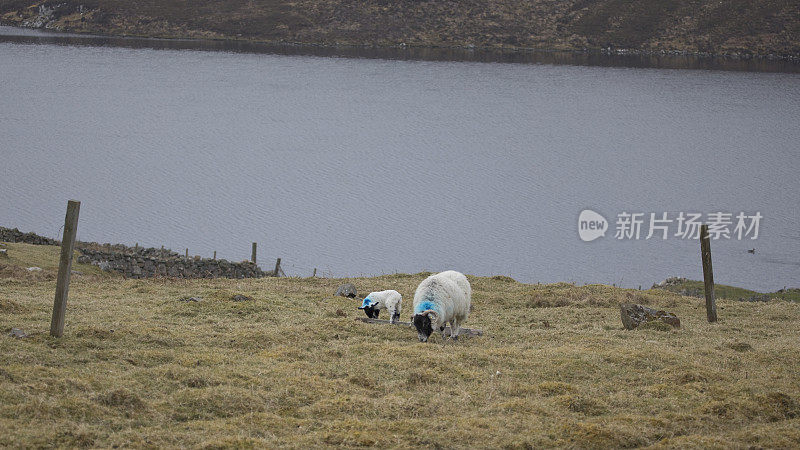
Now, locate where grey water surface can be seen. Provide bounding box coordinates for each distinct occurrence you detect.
[1,26,798,291]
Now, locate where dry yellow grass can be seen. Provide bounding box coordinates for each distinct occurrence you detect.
[1,242,799,448]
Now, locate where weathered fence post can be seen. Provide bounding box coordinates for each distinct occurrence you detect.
[700,224,717,322]
[251,242,257,264]
[312,268,317,277]
[50,200,80,337]
[185,248,188,258]
[273,258,281,277]
[213,251,216,260]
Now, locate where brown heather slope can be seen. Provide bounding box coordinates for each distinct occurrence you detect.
[1,0,799,57]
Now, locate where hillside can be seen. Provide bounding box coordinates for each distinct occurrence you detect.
[1,0,799,58]
[1,241,799,447]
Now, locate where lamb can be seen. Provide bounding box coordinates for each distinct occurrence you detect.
[411,270,471,342]
[358,290,403,323]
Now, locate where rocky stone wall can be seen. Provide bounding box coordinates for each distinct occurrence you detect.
[77,249,270,279]
[1,226,270,279]
[0,227,60,246]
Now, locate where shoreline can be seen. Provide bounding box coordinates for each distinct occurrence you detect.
[3,226,797,297]
[3,23,799,74]
[3,21,799,64]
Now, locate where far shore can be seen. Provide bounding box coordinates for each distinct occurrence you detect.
[3,23,799,74]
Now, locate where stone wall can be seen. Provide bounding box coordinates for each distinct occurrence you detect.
[76,249,270,279]
[0,227,60,246]
[1,226,270,279]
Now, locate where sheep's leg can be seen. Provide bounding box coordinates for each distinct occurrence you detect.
[388,307,399,324]
[450,319,460,340]
[374,310,380,319]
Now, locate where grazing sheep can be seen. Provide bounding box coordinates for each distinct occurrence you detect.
[358,290,403,323]
[412,270,471,342]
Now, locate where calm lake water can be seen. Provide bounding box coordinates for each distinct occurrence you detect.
[1,26,799,291]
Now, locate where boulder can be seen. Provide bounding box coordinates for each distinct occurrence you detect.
[335,283,358,298]
[620,303,680,330]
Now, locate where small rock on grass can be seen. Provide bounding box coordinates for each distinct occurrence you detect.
[335,283,357,298]
[620,303,680,330]
[179,296,203,302]
[9,328,28,338]
[231,294,253,302]
[0,249,7,258]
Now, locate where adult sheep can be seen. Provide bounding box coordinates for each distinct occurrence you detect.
[412,270,471,342]
[358,290,403,323]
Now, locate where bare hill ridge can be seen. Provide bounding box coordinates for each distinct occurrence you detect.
[2,0,799,58]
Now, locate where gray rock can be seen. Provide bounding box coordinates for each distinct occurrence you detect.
[620,303,680,330]
[9,328,27,338]
[0,249,7,258]
[179,297,203,302]
[335,283,358,298]
[231,294,253,302]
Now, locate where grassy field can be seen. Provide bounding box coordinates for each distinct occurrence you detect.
[1,242,799,447]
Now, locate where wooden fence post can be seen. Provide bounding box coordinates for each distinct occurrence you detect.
[213,251,216,260]
[273,258,281,277]
[185,248,188,258]
[700,224,717,322]
[50,200,80,337]
[313,268,317,277]
[251,242,257,264]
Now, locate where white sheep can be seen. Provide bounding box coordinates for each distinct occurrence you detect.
[358,290,403,323]
[412,270,471,342]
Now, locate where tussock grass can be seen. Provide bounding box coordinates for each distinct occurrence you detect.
[1,243,799,447]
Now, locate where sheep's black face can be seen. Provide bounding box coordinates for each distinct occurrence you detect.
[413,314,433,342]
[363,305,380,319]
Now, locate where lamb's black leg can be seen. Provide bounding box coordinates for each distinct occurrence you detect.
[374,310,379,319]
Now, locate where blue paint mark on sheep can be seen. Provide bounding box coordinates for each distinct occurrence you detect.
[359,296,373,309]
[414,301,438,314]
